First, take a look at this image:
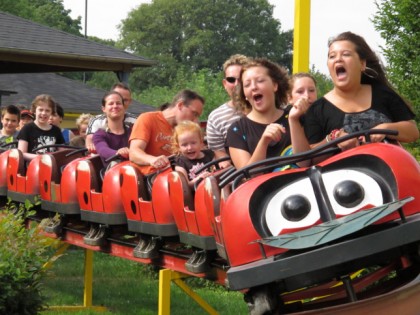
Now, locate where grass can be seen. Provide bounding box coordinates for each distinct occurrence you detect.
[40,247,247,315]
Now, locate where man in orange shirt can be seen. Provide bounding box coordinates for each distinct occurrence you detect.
[129,89,205,174]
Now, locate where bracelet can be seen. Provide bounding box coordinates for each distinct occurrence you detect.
[326,129,340,143]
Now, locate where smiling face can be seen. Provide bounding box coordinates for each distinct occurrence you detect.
[177,130,204,160]
[1,113,19,136]
[327,40,366,89]
[35,102,53,126]
[242,66,278,113]
[102,93,125,120]
[289,76,318,105]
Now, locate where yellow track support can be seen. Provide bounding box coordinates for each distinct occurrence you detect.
[44,245,107,312]
[158,269,218,315]
[293,0,311,73]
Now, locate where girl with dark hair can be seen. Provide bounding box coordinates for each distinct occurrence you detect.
[289,31,418,156]
[93,91,131,167]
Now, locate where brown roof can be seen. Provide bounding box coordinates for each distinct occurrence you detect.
[0,11,156,73]
[0,73,155,115]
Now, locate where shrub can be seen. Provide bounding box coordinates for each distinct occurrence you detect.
[0,201,58,315]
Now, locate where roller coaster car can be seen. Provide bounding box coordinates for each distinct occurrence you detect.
[0,143,17,200]
[119,164,177,259]
[168,158,232,273]
[6,148,42,204]
[205,130,420,313]
[76,156,129,246]
[0,149,13,199]
[39,149,88,215]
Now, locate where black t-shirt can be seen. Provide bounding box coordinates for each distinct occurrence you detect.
[304,84,415,144]
[175,149,215,181]
[17,122,65,153]
[226,106,292,159]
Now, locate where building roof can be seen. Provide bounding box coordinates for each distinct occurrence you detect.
[0,73,155,115]
[0,11,156,73]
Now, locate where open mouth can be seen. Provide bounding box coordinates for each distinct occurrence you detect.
[253,94,263,103]
[335,65,347,79]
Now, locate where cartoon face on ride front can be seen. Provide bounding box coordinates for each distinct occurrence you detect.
[261,167,386,236]
[219,143,420,267]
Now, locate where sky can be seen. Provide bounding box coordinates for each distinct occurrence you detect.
[62,0,385,75]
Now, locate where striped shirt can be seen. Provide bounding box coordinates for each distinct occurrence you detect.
[206,103,242,152]
[86,112,138,135]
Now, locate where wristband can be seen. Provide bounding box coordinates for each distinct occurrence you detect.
[329,129,341,141]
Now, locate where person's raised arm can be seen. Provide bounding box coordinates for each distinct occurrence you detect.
[229,123,285,169]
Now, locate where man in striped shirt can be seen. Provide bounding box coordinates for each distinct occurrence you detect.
[206,54,248,168]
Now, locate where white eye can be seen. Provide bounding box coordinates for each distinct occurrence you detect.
[263,170,384,236]
[322,169,383,216]
[264,178,320,236]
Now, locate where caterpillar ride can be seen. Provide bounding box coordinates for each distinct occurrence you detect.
[1,129,420,314]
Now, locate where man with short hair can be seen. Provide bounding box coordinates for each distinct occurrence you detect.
[206,54,248,168]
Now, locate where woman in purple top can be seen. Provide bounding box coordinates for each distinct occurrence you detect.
[93,91,131,167]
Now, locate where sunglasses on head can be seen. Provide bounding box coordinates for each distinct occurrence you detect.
[225,77,239,84]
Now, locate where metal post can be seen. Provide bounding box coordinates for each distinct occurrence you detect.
[83,0,88,83]
[158,269,218,314]
[83,249,94,307]
[293,0,311,73]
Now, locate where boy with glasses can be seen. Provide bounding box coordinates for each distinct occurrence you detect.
[206,54,248,168]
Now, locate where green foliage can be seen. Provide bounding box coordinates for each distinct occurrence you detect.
[0,202,59,315]
[119,0,292,90]
[310,66,334,97]
[0,0,82,35]
[138,68,229,120]
[372,0,420,120]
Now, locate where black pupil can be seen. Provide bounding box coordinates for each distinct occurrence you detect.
[333,180,365,208]
[281,195,311,222]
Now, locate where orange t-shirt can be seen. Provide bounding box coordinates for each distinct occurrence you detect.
[129,111,173,174]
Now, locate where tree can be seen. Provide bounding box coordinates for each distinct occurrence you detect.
[119,0,293,90]
[310,66,333,97]
[0,0,82,36]
[372,0,419,118]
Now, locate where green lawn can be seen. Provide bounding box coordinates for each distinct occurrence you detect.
[41,247,247,315]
